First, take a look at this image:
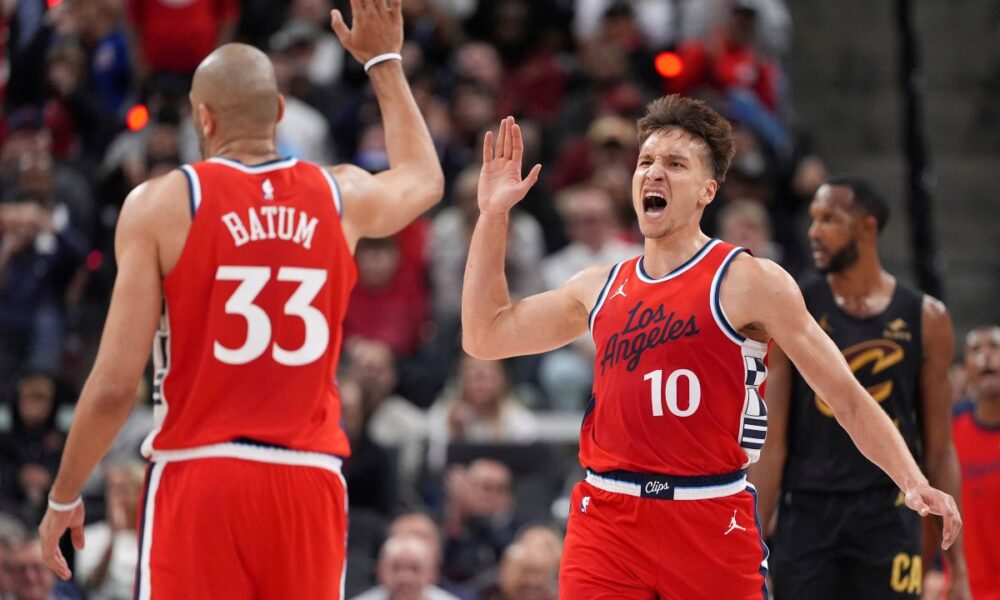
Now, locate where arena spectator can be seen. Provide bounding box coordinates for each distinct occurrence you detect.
[8,537,80,600]
[426,357,537,473]
[125,0,239,84]
[74,462,145,600]
[351,533,460,600]
[340,375,397,517]
[951,325,1000,599]
[441,459,526,586]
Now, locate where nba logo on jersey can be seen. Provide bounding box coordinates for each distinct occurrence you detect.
[262,178,275,201]
[581,496,591,514]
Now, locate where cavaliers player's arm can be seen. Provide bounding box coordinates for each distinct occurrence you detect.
[721,254,962,550]
[919,297,970,591]
[462,116,609,358]
[327,0,444,249]
[747,343,791,535]
[39,173,180,579]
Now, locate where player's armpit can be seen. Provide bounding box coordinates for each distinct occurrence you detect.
[330,162,443,249]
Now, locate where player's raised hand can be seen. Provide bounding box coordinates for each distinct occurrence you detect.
[330,0,403,65]
[38,501,86,580]
[903,484,962,549]
[478,116,542,215]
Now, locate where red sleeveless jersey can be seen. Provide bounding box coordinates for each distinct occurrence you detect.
[951,401,1000,599]
[146,157,355,456]
[582,239,769,476]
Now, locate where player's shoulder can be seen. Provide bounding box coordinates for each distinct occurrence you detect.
[727,252,797,292]
[121,169,188,225]
[567,263,619,308]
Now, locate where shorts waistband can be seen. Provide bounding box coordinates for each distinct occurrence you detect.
[149,442,343,475]
[585,468,747,500]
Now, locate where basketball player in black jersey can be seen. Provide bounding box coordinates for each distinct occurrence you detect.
[749,176,970,599]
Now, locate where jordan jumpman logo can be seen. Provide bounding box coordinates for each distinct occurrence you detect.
[724,510,747,535]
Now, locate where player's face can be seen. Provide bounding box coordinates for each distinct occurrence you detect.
[965,327,1000,397]
[808,184,861,274]
[632,129,716,239]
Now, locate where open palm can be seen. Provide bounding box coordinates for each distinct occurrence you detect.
[478,116,542,214]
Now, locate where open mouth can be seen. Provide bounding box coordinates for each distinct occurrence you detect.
[643,193,667,216]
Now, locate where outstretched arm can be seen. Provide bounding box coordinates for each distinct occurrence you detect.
[39,176,170,580]
[723,256,961,549]
[462,117,606,359]
[329,0,444,247]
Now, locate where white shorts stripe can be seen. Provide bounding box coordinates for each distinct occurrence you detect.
[149,442,343,475]
[138,462,166,600]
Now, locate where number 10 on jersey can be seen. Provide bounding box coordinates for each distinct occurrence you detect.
[644,369,701,417]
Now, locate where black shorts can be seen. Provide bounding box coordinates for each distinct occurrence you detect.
[770,486,923,600]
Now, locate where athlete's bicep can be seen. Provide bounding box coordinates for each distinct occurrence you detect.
[919,297,956,459]
[463,265,608,360]
[86,188,163,400]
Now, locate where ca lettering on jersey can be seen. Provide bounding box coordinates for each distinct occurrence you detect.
[221,206,320,249]
[600,300,700,374]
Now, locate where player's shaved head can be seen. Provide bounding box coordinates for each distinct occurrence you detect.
[190,44,282,144]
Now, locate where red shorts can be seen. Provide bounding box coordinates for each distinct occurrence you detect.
[560,470,768,599]
[135,443,348,600]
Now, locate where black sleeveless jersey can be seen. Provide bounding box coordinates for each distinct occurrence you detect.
[783,276,925,492]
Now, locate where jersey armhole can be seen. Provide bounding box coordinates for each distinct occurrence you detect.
[710,247,767,351]
[179,165,202,216]
[317,166,344,217]
[588,261,625,332]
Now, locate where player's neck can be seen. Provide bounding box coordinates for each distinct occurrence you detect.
[974,394,1000,427]
[826,252,889,298]
[209,137,281,166]
[641,229,712,278]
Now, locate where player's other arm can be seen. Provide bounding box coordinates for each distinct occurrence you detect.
[329,0,444,247]
[462,117,605,359]
[747,343,791,535]
[39,174,174,579]
[723,255,961,549]
[919,297,970,597]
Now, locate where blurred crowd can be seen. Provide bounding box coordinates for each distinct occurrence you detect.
[0,0,994,599]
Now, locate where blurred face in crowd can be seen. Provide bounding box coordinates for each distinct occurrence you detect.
[965,326,1000,399]
[356,238,400,289]
[632,128,716,240]
[459,356,507,412]
[808,184,864,274]
[498,541,559,600]
[105,464,145,526]
[389,513,441,568]
[17,375,56,430]
[562,188,616,251]
[8,540,53,600]
[338,377,365,440]
[464,459,512,518]
[348,339,398,404]
[377,535,436,600]
[719,200,771,256]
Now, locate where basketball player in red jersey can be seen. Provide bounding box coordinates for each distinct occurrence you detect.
[461,102,961,598]
[38,1,443,598]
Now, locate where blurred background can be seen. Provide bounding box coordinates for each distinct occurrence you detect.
[0,0,996,599]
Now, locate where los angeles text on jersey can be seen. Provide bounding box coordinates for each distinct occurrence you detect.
[221,205,320,249]
[600,299,700,374]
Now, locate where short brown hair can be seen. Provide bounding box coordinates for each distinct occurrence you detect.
[636,95,735,182]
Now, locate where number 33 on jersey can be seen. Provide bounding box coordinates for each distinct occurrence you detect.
[147,158,356,457]
[582,240,769,477]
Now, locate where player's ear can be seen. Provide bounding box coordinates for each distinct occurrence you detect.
[276,94,286,125]
[701,179,718,206]
[197,104,215,137]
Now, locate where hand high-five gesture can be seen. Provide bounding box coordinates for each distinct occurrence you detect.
[330,0,403,64]
[478,116,542,215]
